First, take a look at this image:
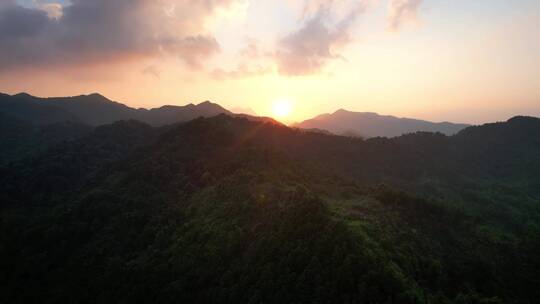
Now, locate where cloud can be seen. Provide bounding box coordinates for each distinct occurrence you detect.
[211,64,271,80]
[176,35,221,69]
[0,0,237,71]
[387,0,423,31]
[211,38,272,80]
[0,0,17,9]
[37,2,63,19]
[142,65,161,78]
[239,38,262,59]
[275,1,366,76]
[0,0,423,78]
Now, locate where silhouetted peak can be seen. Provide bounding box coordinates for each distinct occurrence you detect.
[196,100,224,109]
[333,109,379,117]
[83,93,110,102]
[507,116,539,123]
[194,100,229,113]
[299,109,469,138]
[334,108,350,114]
[13,92,34,99]
[154,105,180,110]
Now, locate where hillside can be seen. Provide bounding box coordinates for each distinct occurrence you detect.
[296,109,470,138]
[0,112,93,165]
[1,114,539,303]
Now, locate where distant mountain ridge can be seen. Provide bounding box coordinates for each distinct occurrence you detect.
[0,92,232,126]
[296,109,470,138]
[0,92,486,137]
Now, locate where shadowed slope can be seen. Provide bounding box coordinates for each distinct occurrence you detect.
[1,115,539,303]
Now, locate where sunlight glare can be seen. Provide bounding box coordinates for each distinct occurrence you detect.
[272,98,294,120]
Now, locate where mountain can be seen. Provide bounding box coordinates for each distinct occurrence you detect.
[0,93,81,125]
[137,101,233,125]
[1,113,539,303]
[296,109,470,138]
[0,92,231,126]
[231,106,258,116]
[0,112,92,165]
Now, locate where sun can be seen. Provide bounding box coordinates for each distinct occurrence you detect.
[272,98,294,120]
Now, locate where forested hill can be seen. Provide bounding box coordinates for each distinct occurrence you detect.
[1,114,539,303]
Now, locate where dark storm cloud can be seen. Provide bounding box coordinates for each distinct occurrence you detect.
[0,4,49,39]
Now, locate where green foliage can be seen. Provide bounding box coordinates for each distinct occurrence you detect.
[1,115,540,303]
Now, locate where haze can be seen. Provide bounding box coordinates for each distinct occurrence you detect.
[1,0,539,124]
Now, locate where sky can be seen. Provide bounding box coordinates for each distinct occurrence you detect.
[0,0,539,124]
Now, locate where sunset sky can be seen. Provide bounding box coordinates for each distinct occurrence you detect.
[1,0,539,124]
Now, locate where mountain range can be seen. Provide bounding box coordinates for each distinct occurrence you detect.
[1,92,540,303]
[296,109,470,138]
[0,92,231,126]
[1,92,470,138]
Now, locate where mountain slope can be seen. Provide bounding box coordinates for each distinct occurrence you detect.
[139,101,233,125]
[0,92,231,126]
[1,115,539,303]
[230,106,258,116]
[43,93,140,125]
[296,109,470,138]
[0,93,80,124]
[0,112,92,165]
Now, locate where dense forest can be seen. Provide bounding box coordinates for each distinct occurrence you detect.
[1,114,540,303]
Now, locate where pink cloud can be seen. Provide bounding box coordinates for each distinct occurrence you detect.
[387,0,423,31]
[275,1,366,76]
